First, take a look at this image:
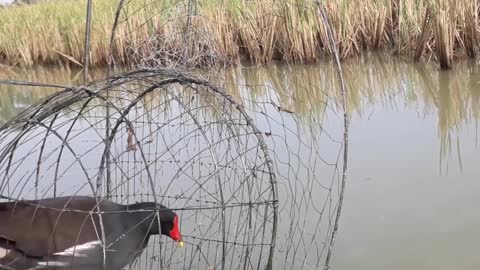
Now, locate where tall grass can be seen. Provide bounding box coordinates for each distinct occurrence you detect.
[0,0,478,69]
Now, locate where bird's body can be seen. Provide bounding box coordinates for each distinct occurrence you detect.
[0,196,182,270]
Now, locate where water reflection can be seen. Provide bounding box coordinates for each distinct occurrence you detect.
[344,56,480,172]
[226,56,480,171]
[1,55,480,269]
[1,55,479,169]
[0,66,108,125]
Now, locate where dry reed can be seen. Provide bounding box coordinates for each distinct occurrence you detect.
[0,0,478,69]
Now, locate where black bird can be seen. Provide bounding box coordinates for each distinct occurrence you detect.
[0,196,183,270]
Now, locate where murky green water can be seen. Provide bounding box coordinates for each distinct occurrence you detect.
[1,54,480,270]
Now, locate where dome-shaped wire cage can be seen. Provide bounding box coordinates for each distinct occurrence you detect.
[0,69,278,270]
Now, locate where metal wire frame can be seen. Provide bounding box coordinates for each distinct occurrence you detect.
[0,0,350,267]
[0,64,349,270]
[0,69,279,270]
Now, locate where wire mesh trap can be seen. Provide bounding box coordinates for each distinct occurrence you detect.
[0,67,346,270]
[0,69,278,270]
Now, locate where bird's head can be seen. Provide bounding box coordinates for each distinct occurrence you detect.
[158,210,183,247]
[129,202,183,247]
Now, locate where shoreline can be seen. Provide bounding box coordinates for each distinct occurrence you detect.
[0,0,478,69]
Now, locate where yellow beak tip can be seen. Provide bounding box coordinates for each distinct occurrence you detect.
[178,241,184,247]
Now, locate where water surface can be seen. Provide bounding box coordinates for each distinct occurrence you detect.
[1,55,480,269]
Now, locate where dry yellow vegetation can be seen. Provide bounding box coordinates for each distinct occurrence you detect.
[0,0,478,69]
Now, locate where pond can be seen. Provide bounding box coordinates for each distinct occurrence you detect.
[1,54,479,270]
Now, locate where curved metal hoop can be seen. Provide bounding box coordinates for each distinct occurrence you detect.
[0,69,278,270]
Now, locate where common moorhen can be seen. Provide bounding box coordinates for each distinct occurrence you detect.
[0,196,183,269]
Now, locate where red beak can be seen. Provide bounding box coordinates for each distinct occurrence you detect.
[169,215,182,242]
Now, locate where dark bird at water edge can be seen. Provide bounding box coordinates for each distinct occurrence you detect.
[0,196,183,269]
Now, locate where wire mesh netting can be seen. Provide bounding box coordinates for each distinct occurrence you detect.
[0,0,350,268]
[0,69,278,269]
[0,66,346,269]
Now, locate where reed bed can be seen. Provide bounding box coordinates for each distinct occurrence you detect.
[0,0,478,69]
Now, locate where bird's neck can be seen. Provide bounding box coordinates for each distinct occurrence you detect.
[126,202,157,211]
[123,202,160,235]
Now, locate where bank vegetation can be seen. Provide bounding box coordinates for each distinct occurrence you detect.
[0,0,478,69]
